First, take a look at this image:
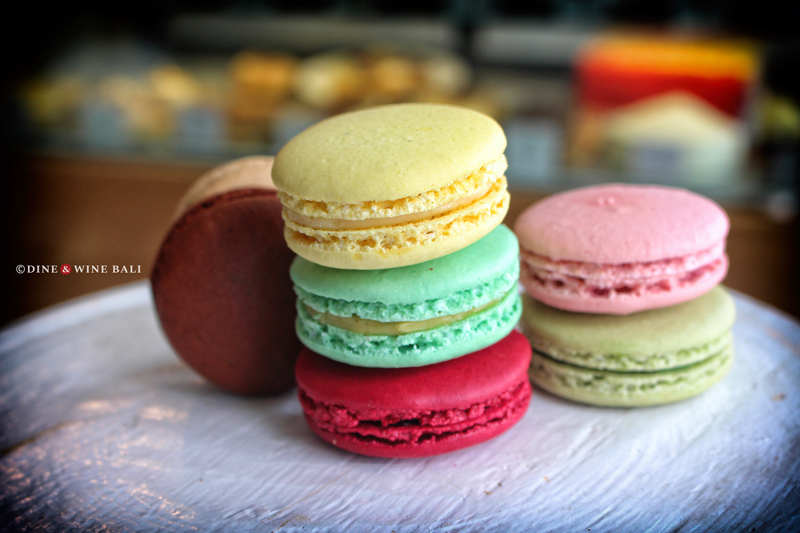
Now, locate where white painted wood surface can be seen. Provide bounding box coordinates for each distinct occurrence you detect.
[1,281,798,532]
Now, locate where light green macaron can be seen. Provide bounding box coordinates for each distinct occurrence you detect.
[291,225,522,367]
[522,286,735,407]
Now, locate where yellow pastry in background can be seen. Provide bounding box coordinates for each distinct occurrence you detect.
[229,52,296,133]
[292,53,366,110]
[364,52,420,101]
[230,52,295,100]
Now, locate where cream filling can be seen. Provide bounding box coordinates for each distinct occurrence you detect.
[305,297,502,335]
[520,243,725,282]
[284,179,496,230]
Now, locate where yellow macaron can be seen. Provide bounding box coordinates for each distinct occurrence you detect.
[272,103,509,269]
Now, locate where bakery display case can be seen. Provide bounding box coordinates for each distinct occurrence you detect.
[5,1,800,323]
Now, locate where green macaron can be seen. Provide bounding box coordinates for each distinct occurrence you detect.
[291,225,522,367]
[522,286,735,407]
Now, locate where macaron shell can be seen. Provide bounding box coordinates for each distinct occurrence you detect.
[291,224,519,305]
[151,189,301,395]
[273,103,506,203]
[529,343,733,407]
[303,391,530,459]
[174,156,276,218]
[296,331,531,412]
[520,286,736,365]
[284,181,509,270]
[514,184,729,263]
[520,254,728,315]
[295,332,532,458]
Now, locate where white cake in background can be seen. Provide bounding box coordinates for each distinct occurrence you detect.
[604,91,747,185]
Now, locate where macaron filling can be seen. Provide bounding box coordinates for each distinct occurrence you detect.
[299,380,530,445]
[529,343,733,406]
[304,294,506,335]
[295,287,522,366]
[520,242,727,300]
[528,331,732,372]
[284,178,508,257]
[278,155,507,220]
[283,178,496,230]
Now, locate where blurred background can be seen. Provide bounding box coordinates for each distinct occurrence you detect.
[2,0,799,326]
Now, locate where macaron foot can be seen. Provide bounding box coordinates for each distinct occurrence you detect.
[529,344,733,407]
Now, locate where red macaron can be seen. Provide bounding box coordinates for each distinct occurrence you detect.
[295,331,532,458]
[151,157,301,396]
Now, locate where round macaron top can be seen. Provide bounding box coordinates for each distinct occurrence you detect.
[522,285,735,357]
[273,103,506,203]
[514,184,729,263]
[290,224,518,305]
[296,331,531,411]
[175,156,275,218]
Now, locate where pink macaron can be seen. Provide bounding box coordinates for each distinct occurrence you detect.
[514,184,729,315]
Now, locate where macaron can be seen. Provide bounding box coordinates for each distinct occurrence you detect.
[273,103,509,270]
[151,157,301,396]
[514,184,729,314]
[291,225,521,367]
[173,155,277,217]
[295,331,532,458]
[521,286,736,407]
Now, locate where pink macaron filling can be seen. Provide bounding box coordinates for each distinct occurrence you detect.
[520,241,727,300]
[299,380,530,446]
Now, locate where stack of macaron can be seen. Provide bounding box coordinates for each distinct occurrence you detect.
[273,103,533,458]
[514,184,735,407]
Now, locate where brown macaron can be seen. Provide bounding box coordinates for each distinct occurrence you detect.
[151,156,301,395]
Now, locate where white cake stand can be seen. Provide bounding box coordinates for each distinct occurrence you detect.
[1,281,798,532]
